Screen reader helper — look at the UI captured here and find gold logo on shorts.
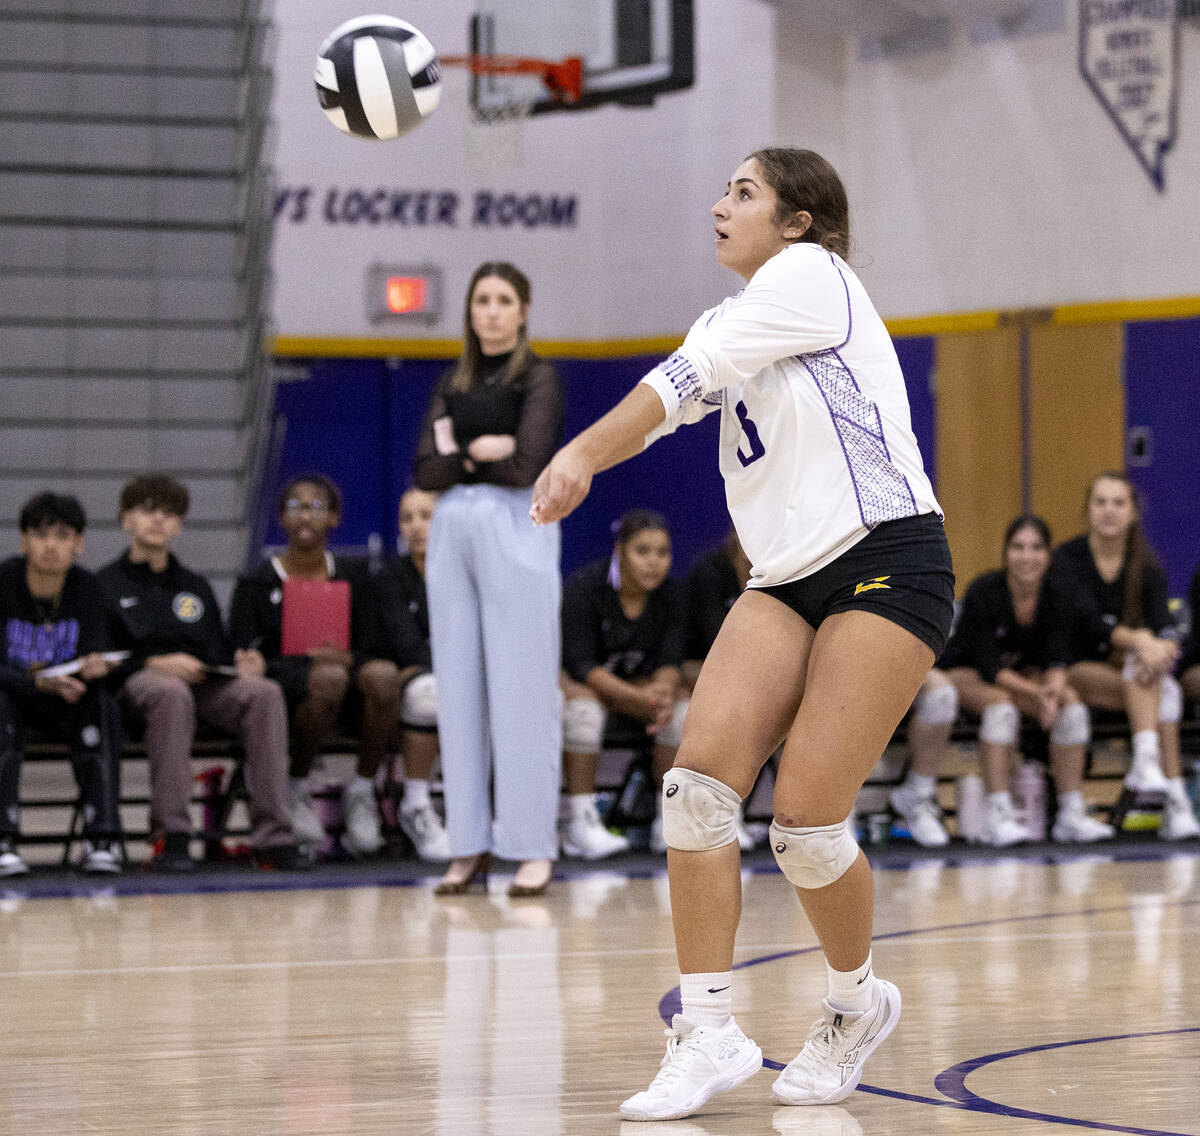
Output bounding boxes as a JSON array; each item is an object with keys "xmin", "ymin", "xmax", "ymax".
[{"xmin": 854, "ymin": 576, "xmax": 891, "ymax": 596}]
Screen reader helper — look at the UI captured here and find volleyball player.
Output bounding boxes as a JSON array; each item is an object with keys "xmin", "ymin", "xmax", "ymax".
[{"xmin": 532, "ymin": 148, "xmax": 953, "ymax": 1120}]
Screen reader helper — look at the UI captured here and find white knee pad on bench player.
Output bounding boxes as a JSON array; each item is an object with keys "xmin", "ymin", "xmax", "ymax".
[
  {"xmin": 563, "ymin": 697, "xmax": 605, "ymax": 754},
  {"xmin": 660, "ymin": 768, "xmax": 742, "ymax": 851},
  {"xmin": 401, "ymin": 673, "xmax": 438, "ymax": 728},
  {"xmin": 979, "ymin": 701, "xmax": 1019, "ymax": 746},
  {"xmin": 1049, "ymin": 701, "xmax": 1090, "ymax": 746},
  {"xmin": 1160, "ymin": 675, "xmax": 1183, "ymax": 724},
  {"xmin": 656, "ymin": 698, "xmax": 689, "ymax": 749},
  {"xmin": 915, "ymin": 681, "xmax": 958, "ymax": 725},
  {"xmin": 770, "ymin": 818, "xmax": 859, "ymax": 889}
]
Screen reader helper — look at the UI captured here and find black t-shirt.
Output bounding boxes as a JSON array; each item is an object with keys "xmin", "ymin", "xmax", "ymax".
[
  {"xmin": 939, "ymin": 569, "xmax": 1072, "ymax": 681},
  {"xmin": 375, "ymin": 554, "xmax": 431, "ymax": 671},
  {"xmin": 0, "ymin": 557, "xmax": 108, "ymax": 699},
  {"xmin": 1050, "ymin": 535, "xmax": 1173, "ymax": 662},
  {"xmin": 561, "ymin": 558, "xmax": 686, "ymax": 684},
  {"xmin": 684, "ymin": 546, "xmax": 743, "ymax": 660}
]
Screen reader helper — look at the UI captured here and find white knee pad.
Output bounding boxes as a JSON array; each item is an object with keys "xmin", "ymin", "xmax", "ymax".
[
  {"xmin": 1050, "ymin": 701, "xmax": 1090, "ymax": 747},
  {"xmin": 979, "ymin": 701, "xmax": 1019, "ymax": 746},
  {"xmin": 400, "ymin": 672, "xmax": 438, "ymax": 728},
  {"xmin": 1160, "ymin": 675, "xmax": 1183, "ymax": 724},
  {"xmin": 656, "ymin": 698, "xmax": 689, "ymax": 749},
  {"xmin": 915, "ymin": 680, "xmax": 958, "ymax": 726},
  {"xmin": 660, "ymin": 768, "xmax": 742, "ymax": 851},
  {"xmin": 563, "ymin": 696, "xmax": 605, "ymax": 754},
  {"xmin": 770, "ymin": 818, "xmax": 859, "ymax": 889}
]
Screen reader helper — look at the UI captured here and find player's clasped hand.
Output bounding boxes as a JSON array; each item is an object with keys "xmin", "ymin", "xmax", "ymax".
[{"xmin": 530, "ymin": 445, "xmax": 593, "ymax": 525}]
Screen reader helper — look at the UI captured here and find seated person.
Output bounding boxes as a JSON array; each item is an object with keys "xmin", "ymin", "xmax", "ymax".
[
  {"xmin": 1177, "ymin": 562, "xmax": 1200, "ymax": 708},
  {"xmin": 229, "ymin": 473, "xmax": 401, "ymax": 857},
  {"xmin": 560, "ymin": 510, "xmax": 690, "ymax": 858},
  {"xmin": 100, "ymin": 475, "xmax": 304, "ymax": 871},
  {"xmin": 888, "ymin": 669, "xmax": 959, "ymax": 848},
  {"xmin": 1052, "ymin": 472, "xmax": 1199, "ymax": 841},
  {"xmin": 0, "ymin": 493, "xmax": 123, "ymax": 875},
  {"xmin": 375, "ymin": 487, "xmax": 450, "ymax": 861},
  {"xmin": 942, "ymin": 515, "xmax": 1116, "ymax": 846}
]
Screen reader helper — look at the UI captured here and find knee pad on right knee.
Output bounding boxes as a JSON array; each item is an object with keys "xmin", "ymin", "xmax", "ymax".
[
  {"xmin": 660, "ymin": 768, "xmax": 741, "ymax": 851},
  {"xmin": 769, "ymin": 818, "xmax": 859, "ymax": 889},
  {"xmin": 915, "ymin": 681, "xmax": 958, "ymax": 726},
  {"xmin": 979, "ymin": 701, "xmax": 1019, "ymax": 746},
  {"xmin": 563, "ymin": 696, "xmax": 605, "ymax": 754},
  {"xmin": 1049, "ymin": 701, "xmax": 1090, "ymax": 746},
  {"xmin": 1160, "ymin": 675, "xmax": 1183, "ymax": 724},
  {"xmin": 401, "ymin": 672, "xmax": 438, "ymax": 728}
]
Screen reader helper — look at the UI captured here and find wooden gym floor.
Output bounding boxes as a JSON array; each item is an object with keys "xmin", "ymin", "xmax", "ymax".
[{"xmin": 0, "ymin": 841, "xmax": 1197, "ymax": 1135}]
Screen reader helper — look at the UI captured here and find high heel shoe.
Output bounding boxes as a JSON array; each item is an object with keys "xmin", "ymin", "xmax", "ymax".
[
  {"xmin": 507, "ymin": 858, "xmax": 553, "ymax": 898},
  {"xmin": 434, "ymin": 852, "xmax": 491, "ymax": 896}
]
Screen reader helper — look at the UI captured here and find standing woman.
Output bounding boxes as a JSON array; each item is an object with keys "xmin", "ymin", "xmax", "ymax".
[
  {"xmin": 533, "ymin": 148, "xmax": 954, "ymax": 1120},
  {"xmin": 1051, "ymin": 472, "xmax": 1200, "ymax": 840},
  {"xmin": 415, "ymin": 262, "xmax": 565, "ymax": 897}
]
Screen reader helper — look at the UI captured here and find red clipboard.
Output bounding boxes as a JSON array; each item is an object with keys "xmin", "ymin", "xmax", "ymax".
[{"xmin": 281, "ymin": 579, "xmax": 351, "ymax": 656}]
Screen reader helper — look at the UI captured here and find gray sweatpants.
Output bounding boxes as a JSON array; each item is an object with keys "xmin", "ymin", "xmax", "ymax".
[{"xmin": 427, "ymin": 483, "xmax": 562, "ymax": 861}]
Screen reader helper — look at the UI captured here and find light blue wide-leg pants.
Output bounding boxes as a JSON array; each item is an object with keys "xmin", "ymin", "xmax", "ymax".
[{"xmin": 427, "ymin": 483, "xmax": 562, "ymax": 861}]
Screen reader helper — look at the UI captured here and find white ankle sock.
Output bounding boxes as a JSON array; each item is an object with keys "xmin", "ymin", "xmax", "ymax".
[
  {"xmin": 987, "ymin": 790, "xmax": 1014, "ymax": 810},
  {"xmin": 1057, "ymin": 789, "xmax": 1085, "ymax": 816},
  {"xmin": 680, "ymin": 972, "xmax": 733, "ymax": 1028},
  {"xmin": 827, "ymin": 953, "xmax": 876, "ymax": 1013},
  {"xmin": 567, "ymin": 793, "xmax": 596, "ymax": 820},
  {"xmin": 402, "ymin": 779, "xmax": 431, "ymax": 811},
  {"xmin": 1132, "ymin": 730, "xmax": 1160, "ymax": 765},
  {"xmin": 906, "ymin": 772, "xmax": 937, "ymax": 798},
  {"xmin": 1166, "ymin": 777, "xmax": 1189, "ymax": 806}
]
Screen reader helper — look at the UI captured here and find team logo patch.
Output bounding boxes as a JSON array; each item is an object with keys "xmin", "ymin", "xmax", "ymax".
[
  {"xmin": 854, "ymin": 575, "xmax": 891, "ymax": 597},
  {"xmin": 173, "ymin": 592, "xmax": 205, "ymax": 623}
]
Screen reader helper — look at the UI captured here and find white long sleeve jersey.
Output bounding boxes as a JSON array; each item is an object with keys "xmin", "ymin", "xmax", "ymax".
[{"xmin": 641, "ymin": 243, "xmax": 942, "ymax": 589}]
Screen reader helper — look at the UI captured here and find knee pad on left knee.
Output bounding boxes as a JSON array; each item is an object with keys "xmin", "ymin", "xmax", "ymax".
[
  {"xmin": 979, "ymin": 701, "xmax": 1019, "ymax": 746},
  {"xmin": 655, "ymin": 698, "xmax": 689, "ymax": 749},
  {"xmin": 563, "ymin": 696, "xmax": 605, "ymax": 753},
  {"xmin": 1160, "ymin": 675, "xmax": 1183, "ymax": 724},
  {"xmin": 401, "ymin": 673, "xmax": 438, "ymax": 728},
  {"xmin": 915, "ymin": 680, "xmax": 958, "ymax": 726},
  {"xmin": 1050, "ymin": 701, "xmax": 1090, "ymax": 746},
  {"xmin": 769, "ymin": 818, "xmax": 859, "ymax": 889},
  {"xmin": 661, "ymin": 767, "xmax": 741, "ymax": 851}
]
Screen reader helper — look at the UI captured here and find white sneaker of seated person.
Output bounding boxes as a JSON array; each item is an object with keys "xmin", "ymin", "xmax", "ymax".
[
  {"xmin": 1160, "ymin": 787, "xmax": 1200, "ymax": 841},
  {"xmin": 399, "ymin": 802, "xmax": 452, "ymax": 861},
  {"xmin": 619, "ymin": 1015, "xmax": 762, "ymax": 1121},
  {"xmin": 289, "ymin": 777, "xmax": 326, "ymax": 845},
  {"xmin": 772, "ymin": 979, "xmax": 901, "ymax": 1106},
  {"xmin": 1050, "ymin": 796, "xmax": 1115, "ymax": 843},
  {"xmin": 560, "ymin": 796, "xmax": 630, "ymax": 860},
  {"xmin": 79, "ymin": 840, "xmax": 121, "ymax": 875},
  {"xmin": 0, "ymin": 839, "xmax": 29, "ymax": 877},
  {"xmin": 888, "ymin": 782, "xmax": 949, "ymax": 847},
  {"xmin": 342, "ymin": 775, "xmax": 383, "ymax": 857},
  {"xmin": 1124, "ymin": 756, "xmax": 1170, "ymax": 795},
  {"xmin": 982, "ymin": 793, "xmax": 1032, "ymax": 848}
]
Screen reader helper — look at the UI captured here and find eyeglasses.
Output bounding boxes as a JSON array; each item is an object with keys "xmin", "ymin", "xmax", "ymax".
[{"xmin": 284, "ymin": 499, "xmax": 331, "ymax": 515}]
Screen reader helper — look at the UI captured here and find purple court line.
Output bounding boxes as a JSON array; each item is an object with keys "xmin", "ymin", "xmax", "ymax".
[{"xmin": 656, "ymin": 901, "xmax": 1200, "ymax": 1134}]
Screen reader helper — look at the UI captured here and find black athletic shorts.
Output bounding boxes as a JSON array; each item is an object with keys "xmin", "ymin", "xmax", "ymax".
[{"xmin": 752, "ymin": 512, "xmax": 956, "ymax": 658}]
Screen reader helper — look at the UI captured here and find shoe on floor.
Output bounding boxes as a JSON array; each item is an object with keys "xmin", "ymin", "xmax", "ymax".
[
  {"xmin": 1160, "ymin": 795, "xmax": 1200, "ymax": 840},
  {"xmin": 1124, "ymin": 760, "xmax": 1170, "ymax": 795},
  {"xmin": 79, "ymin": 840, "xmax": 122, "ymax": 875},
  {"xmin": 254, "ymin": 843, "xmax": 314, "ymax": 871},
  {"xmin": 399, "ymin": 802, "xmax": 452, "ymax": 861},
  {"xmin": 772, "ymin": 980, "xmax": 901, "ymax": 1106},
  {"xmin": 0, "ymin": 839, "xmax": 29, "ymax": 878},
  {"xmin": 619, "ymin": 1015, "xmax": 762, "ymax": 1121},
  {"xmin": 289, "ymin": 778, "xmax": 326, "ymax": 845},
  {"xmin": 148, "ymin": 832, "xmax": 197, "ymax": 872},
  {"xmin": 561, "ymin": 800, "xmax": 630, "ymax": 860},
  {"xmin": 1050, "ymin": 807, "xmax": 1115, "ymax": 844},
  {"xmin": 889, "ymin": 784, "xmax": 949, "ymax": 848},
  {"xmin": 342, "ymin": 776, "xmax": 382, "ymax": 857},
  {"xmin": 982, "ymin": 795, "xmax": 1031, "ymax": 848}
]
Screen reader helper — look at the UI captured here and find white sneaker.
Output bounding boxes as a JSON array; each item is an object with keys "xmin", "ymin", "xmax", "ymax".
[
  {"xmin": 1125, "ymin": 760, "xmax": 1170, "ymax": 795},
  {"xmin": 649, "ymin": 814, "xmax": 667, "ymax": 854},
  {"xmin": 399, "ymin": 803, "xmax": 452, "ymax": 861},
  {"xmin": 772, "ymin": 980, "xmax": 901, "ymax": 1106},
  {"xmin": 1051, "ymin": 807, "xmax": 1115, "ymax": 843},
  {"xmin": 561, "ymin": 801, "xmax": 630, "ymax": 860},
  {"xmin": 982, "ymin": 797, "xmax": 1032, "ymax": 847},
  {"xmin": 0, "ymin": 840, "xmax": 29, "ymax": 878},
  {"xmin": 619, "ymin": 1015, "xmax": 762, "ymax": 1121},
  {"xmin": 1160, "ymin": 795, "xmax": 1200, "ymax": 841},
  {"xmin": 342, "ymin": 777, "xmax": 382, "ymax": 857},
  {"xmin": 889, "ymin": 784, "xmax": 949, "ymax": 848},
  {"xmin": 79, "ymin": 841, "xmax": 121, "ymax": 875},
  {"xmin": 289, "ymin": 778, "xmax": 326, "ymax": 845}
]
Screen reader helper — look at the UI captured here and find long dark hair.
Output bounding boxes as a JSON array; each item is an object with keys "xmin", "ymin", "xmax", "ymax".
[
  {"xmin": 1086, "ymin": 471, "xmax": 1157, "ymax": 629},
  {"xmin": 1003, "ymin": 513, "xmax": 1052, "ymax": 553},
  {"xmin": 449, "ymin": 261, "xmax": 534, "ymax": 393},
  {"xmin": 746, "ymin": 147, "xmax": 850, "ymax": 260}
]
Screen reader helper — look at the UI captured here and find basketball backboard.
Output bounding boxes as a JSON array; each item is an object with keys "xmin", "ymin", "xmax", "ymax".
[{"xmin": 468, "ymin": 0, "xmax": 694, "ymax": 117}]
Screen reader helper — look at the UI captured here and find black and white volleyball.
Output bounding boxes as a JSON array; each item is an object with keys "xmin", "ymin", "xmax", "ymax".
[{"xmin": 314, "ymin": 15, "xmax": 441, "ymax": 140}]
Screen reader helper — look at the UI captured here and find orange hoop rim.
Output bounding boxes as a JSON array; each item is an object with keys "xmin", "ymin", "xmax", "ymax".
[{"xmin": 440, "ymin": 53, "xmax": 584, "ymax": 105}]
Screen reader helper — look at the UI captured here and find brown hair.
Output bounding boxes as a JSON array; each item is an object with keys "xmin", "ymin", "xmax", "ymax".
[
  {"xmin": 1086, "ymin": 471, "xmax": 1156, "ymax": 629},
  {"xmin": 119, "ymin": 474, "xmax": 189, "ymax": 519},
  {"xmin": 449, "ymin": 262, "xmax": 534, "ymax": 393},
  {"xmin": 746, "ymin": 147, "xmax": 850, "ymax": 260}
]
